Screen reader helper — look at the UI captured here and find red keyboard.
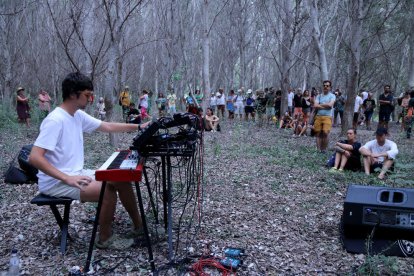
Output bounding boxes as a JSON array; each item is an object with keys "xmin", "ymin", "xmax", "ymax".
[{"xmin": 95, "ymin": 150, "xmax": 143, "ymax": 182}]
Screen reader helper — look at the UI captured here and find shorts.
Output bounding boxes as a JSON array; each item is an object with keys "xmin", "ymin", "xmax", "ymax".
[
  {"xmin": 379, "ymin": 111, "xmax": 391, "ymax": 122},
  {"xmin": 234, "ymin": 104, "xmax": 244, "ymax": 115},
  {"xmin": 266, "ymin": 107, "xmax": 275, "ymax": 116},
  {"xmin": 168, "ymin": 106, "xmax": 176, "ymax": 115},
  {"xmin": 245, "ymin": 106, "xmax": 254, "ymax": 114},
  {"xmin": 313, "ymin": 115, "xmax": 332, "ymax": 133},
  {"xmin": 42, "ymin": 169, "xmax": 95, "ymax": 200},
  {"xmin": 294, "ymin": 107, "xmax": 302, "ymax": 116},
  {"xmin": 353, "ymin": 112, "xmax": 359, "ymax": 123},
  {"xmin": 217, "ymin": 105, "xmax": 225, "ymax": 113},
  {"xmin": 370, "ymin": 162, "xmax": 394, "ymax": 173},
  {"xmin": 364, "ymin": 110, "xmax": 373, "ymax": 121}
]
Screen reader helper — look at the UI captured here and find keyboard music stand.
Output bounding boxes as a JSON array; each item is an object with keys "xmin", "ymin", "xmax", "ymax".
[{"xmin": 84, "ymin": 159, "xmax": 156, "ymax": 273}]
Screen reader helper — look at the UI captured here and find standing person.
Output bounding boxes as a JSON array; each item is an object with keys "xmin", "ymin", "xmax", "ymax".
[
  {"xmin": 378, "ymin": 84, "xmax": 394, "ymax": 130},
  {"xmin": 194, "ymin": 89, "xmax": 203, "ymax": 107},
  {"xmin": 234, "ymin": 89, "xmax": 245, "ymax": 120},
  {"xmin": 274, "ymin": 90, "xmax": 282, "ymax": 121},
  {"xmin": 16, "ymin": 87, "xmax": 31, "ymax": 127},
  {"xmin": 400, "ymin": 91, "xmax": 411, "ymax": 131},
  {"xmin": 363, "ymin": 92, "xmax": 376, "ymax": 130},
  {"xmin": 226, "ymin": 90, "xmax": 236, "ymax": 119},
  {"xmin": 209, "ymin": 92, "xmax": 217, "ymax": 113},
  {"xmin": 96, "ymin": 97, "xmax": 106, "ymax": 121},
  {"xmin": 293, "ymin": 89, "xmax": 302, "ymax": 116},
  {"xmin": 119, "ymin": 86, "xmax": 131, "ymax": 120},
  {"xmin": 38, "ymin": 89, "xmax": 52, "ymax": 119},
  {"xmin": 359, "ymin": 128, "xmax": 398, "ymax": 180},
  {"xmin": 301, "ymin": 90, "xmax": 312, "ymax": 124},
  {"xmin": 167, "ymin": 91, "xmax": 177, "ymax": 116},
  {"xmin": 255, "ymin": 90, "xmax": 267, "ymax": 127},
  {"xmin": 29, "ymin": 72, "xmax": 151, "ymax": 249},
  {"xmin": 287, "ymin": 88, "xmax": 294, "ymax": 116},
  {"xmin": 244, "ymin": 89, "xmax": 255, "ymax": 121},
  {"xmin": 330, "ymin": 128, "xmax": 362, "ymax": 172},
  {"xmin": 216, "ymin": 89, "xmax": 226, "ymax": 119},
  {"xmin": 155, "ymin": 92, "xmax": 167, "ymax": 117},
  {"xmin": 265, "ymin": 89, "xmax": 276, "ymax": 125},
  {"xmin": 313, "ymin": 80, "xmax": 336, "ymax": 153},
  {"xmin": 404, "ymin": 90, "xmax": 414, "ymax": 139},
  {"xmin": 139, "ymin": 89, "xmax": 150, "ymax": 120},
  {"xmin": 333, "ymin": 90, "xmax": 345, "ymax": 127},
  {"xmin": 353, "ymin": 93, "xmax": 363, "ymax": 129}
]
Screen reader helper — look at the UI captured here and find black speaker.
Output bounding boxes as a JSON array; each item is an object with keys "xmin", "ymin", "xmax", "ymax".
[{"xmin": 341, "ymin": 184, "xmax": 414, "ymax": 257}]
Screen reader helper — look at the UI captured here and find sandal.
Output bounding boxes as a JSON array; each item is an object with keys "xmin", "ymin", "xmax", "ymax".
[
  {"xmin": 95, "ymin": 234, "xmax": 134, "ymax": 250},
  {"xmin": 124, "ymin": 228, "xmax": 145, "ymax": 239}
]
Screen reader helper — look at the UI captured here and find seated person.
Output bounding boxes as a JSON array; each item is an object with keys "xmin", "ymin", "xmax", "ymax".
[
  {"xmin": 293, "ymin": 113, "xmax": 307, "ymax": 136},
  {"xmin": 29, "ymin": 72, "xmax": 151, "ymax": 250},
  {"xmin": 330, "ymin": 128, "xmax": 361, "ymax": 172},
  {"xmin": 279, "ymin": 112, "xmax": 293, "ymax": 129},
  {"xmin": 127, "ymin": 103, "xmax": 141, "ymax": 124},
  {"xmin": 204, "ymin": 107, "xmax": 220, "ymax": 132},
  {"xmin": 359, "ymin": 127, "xmax": 398, "ymax": 179}
]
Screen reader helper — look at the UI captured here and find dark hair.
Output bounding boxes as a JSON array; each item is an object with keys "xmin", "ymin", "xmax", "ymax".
[
  {"xmin": 62, "ymin": 72, "xmax": 93, "ymax": 101},
  {"xmin": 384, "ymin": 85, "xmax": 391, "ymax": 89},
  {"xmin": 348, "ymin": 128, "xmax": 357, "ymax": 135},
  {"xmin": 323, "ymin": 80, "xmax": 332, "ymax": 87},
  {"xmin": 207, "ymin": 107, "xmax": 214, "ymax": 115},
  {"xmin": 410, "ymin": 90, "xmax": 414, "ymax": 98}
]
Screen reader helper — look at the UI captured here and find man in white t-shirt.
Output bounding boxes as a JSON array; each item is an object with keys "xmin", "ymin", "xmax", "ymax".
[
  {"xmin": 29, "ymin": 72, "xmax": 150, "ymax": 250},
  {"xmin": 234, "ymin": 89, "xmax": 245, "ymax": 120},
  {"xmin": 359, "ymin": 127, "xmax": 398, "ymax": 180},
  {"xmin": 353, "ymin": 94, "xmax": 363, "ymax": 129}
]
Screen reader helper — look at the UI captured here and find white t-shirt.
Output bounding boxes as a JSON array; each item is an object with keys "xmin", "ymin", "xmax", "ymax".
[
  {"xmin": 210, "ymin": 96, "xmax": 217, "ymax": 106},
  {"xmin": 34, "ymin": 107, "xmax": 101, "ymax": 192},
  {"xmin": 140, "ymin": 94, "xmax": 149, "ymax": 109},
  {"xmin": 361, "ymin": 91, "xmax": 368, "ymax": 101},
  {"xmin": 354, "ymin": 96, "xmax": 363, "ymax": 112},
  {"xmin": 216, "ymin": 95, "xmax": 225, "ymax": 105},
  {"xmin": 287, "ymin": 92, "xmax": 294, "ymax": 107},
  {"xmin": 361, "ymin": 139, "xmax": 398, "ymax": 162},
  {"xmin": 234, "ymin": 95, "xmax": 244, "ymax": 106}
]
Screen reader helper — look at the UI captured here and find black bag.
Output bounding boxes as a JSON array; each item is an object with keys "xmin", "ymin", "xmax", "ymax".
[
  {"xmin": 4, "ymin": 166, "xmax": 28, "ymax": 184},
  {"xmin": 18, "ymin": 144, "xmax": 38, "ymax": 181}
]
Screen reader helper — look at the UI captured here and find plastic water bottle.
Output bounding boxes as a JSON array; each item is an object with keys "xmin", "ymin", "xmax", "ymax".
[{"xmin": 8, "ymin": 249, "xmax": 20, "ymax": 276}]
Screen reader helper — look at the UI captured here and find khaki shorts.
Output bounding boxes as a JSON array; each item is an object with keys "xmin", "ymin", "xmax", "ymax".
[
  {"xmin": 313, "ymin": 115, "xmax": 332, "ymax": 133},
  {"xmin": 42, "ymin": 169, "xmax": 96, "ymax": 200}
]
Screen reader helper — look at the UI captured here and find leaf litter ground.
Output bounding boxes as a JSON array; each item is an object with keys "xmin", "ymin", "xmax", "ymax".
[{"xmin": 0, "ymin": 120, "xmax": 414, "ymax": 275}]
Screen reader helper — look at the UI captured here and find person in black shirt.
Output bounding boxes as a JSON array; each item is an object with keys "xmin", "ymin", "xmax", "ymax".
[
  {"xmin": 330, "ymin": 128, "xmax": 361, "ymax": 172},
  {"xmin": 378, "ymin": 85, "xmax": 393, "ymax": 129},
  {"xmin": 127, "ymin": 103, "xmax": 141, "ymax": 124},
  {"xmin": 363, "ymin": 92, "xmax": 376, "ymax": 130}
]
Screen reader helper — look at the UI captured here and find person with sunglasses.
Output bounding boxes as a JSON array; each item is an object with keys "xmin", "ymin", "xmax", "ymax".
[{"xmin": 313, "ymin": 80, "xmax": 336, "ymax": 153}]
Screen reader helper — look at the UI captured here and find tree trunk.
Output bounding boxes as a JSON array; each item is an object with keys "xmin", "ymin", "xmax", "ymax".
[
  {"xmin": 342, "ymin": 0, "xmax": 363, "ymax": 134},
  {"xmin": 201, "ymin": 0, "xmax": 211, "ymax": 110}
]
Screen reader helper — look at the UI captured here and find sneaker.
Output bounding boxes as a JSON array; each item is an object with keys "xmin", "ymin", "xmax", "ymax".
[
  {"xmin": 95, "ymin": 234, "xmax": 134, "ymax": 250},
  {"xmin": 124, "ymin": 228, "xmax": 145, "ymax": 239},
  {"xmin": 329, "ymin": 167, "xmax": 338, "ymax": 173}
]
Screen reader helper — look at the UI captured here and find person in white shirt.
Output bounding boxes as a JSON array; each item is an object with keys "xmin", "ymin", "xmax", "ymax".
[
  {"xmin": 216, "ymin": 89, "xmax": 226, "ymax": 119},
  {"xmin": 359, "ymin": 127, "xmax": 398, "ymax": 180},
  {"xmin": 234, "ymin": 89, "xmax": 245, "ymax": 120},
  {"xmin": 209, "ymin": 93, "xmax": 217, "ymax": 113},
  {"xmin": 29, "ymin": 72, "xmax": 150, "ymax": 250},
  {"xmin": 139, "ymin": 90, "xmax": 150, "ymax": 119},
  {"xmin": 287, "ymin": 88, "xmax": 294, "ymax": 115},
  {"xmin": 353, "ymin": 94, "xmax": 364, "ymax": 129}
]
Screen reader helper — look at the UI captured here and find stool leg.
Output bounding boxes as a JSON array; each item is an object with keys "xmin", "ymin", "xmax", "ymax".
[{"xmin": 60, "ymin": 203, "xmax": 71, "ymax": 254}]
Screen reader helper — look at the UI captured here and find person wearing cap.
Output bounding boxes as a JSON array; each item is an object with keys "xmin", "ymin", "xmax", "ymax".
[
  {"xmin": 119, "ymin": 86, "xmax": 131, "ymax": 120},
  {"xmin": 216, "ymin": 89, "xmax": 226, "ymax": 119},
  {"xmin": 16, "ymin": 87, "xmax": 31, "ymax": 127},
  {"xmin": 38, "ymin": 89, "xmax": 52, "ymax": 119},
  {"xmin": 244, "ymin": 89, "xmax": 255, "ymax": 121},
  {"xmin": 359, "ymin": 127, "xmax": 398, "ymax": 179}
]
